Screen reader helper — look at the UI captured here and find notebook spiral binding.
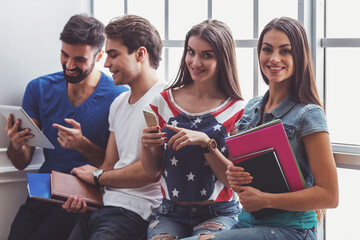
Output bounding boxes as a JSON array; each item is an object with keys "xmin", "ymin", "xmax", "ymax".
[
  {"xmin": 228, "ymin": 147, "xmax": 274, "ymax": 161},
  {"xmin": 29, "ymin": 194, "xmax": 64, "ymax": 204}
]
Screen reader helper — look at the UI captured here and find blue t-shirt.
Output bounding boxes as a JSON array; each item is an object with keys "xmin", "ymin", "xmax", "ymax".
[
  {"xmin": 236, "ymin": 91, "xmax": 328, "ymax": 229},
  {"xmin": 22, "ymin": 71, "xmax": 128, "ymax": 173}
]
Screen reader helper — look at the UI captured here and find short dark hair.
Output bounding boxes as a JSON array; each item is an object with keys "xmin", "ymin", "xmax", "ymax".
[
  {"xmin": 168, "ymin": 19, "xmax": 243, "ymax": 100},
  {"xmin": 105, "ymin": 15, "xmax": 162, "ymax": 69},
  {"xmin": 60, "ymin": 14, "xmax": 105, "ymax": 53},
  {"xmin": 258, "ymin": 17, "xmax": 321, "ymax": 106}
]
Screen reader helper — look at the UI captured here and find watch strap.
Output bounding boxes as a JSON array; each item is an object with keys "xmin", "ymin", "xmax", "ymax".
[
  {"xmin": 93, "ymin": 169, "xmax": 104, "ymax": 187},
  {"xmin": 201, "ymin": 139, "xmax": 217, "ymax": 153},
  {"xmin": 201, "ymin": 145, "xmax": 210, "ymax": 153}
]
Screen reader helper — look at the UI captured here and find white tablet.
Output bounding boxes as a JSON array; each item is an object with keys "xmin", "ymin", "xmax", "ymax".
[{"xmin": 0, "ymin": 105, "xmax": 55, "ymax": 149}]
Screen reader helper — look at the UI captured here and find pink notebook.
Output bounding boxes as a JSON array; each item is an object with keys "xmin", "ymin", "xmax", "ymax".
[{"xmin": 226, "ymin": 120, "xmax": 305, "ymax": 192}]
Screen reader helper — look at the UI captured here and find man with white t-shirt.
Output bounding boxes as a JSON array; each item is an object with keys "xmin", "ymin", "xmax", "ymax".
[{"xmin": 62, "ymin": 15, "xmax": 165, "ymax": 240}]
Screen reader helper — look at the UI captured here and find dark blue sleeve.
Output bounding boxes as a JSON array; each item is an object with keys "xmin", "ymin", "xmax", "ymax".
[{"xmin": 22, "ymin": 79, "xmax": 40, "ymax": 121}]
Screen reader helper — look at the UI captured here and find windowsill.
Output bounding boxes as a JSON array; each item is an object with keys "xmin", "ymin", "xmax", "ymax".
[{"xmin": 332, "ymin": 143, "xmax": 360, "ymax": 170}]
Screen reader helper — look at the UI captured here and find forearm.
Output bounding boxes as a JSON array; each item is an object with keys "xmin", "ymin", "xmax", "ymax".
[
  {"xmin": 265, "ymin": 185, "xmax": 339, "ymax": 211},
  {"xmin": 140, "ymin": 145, "xmax": 163, "ymax": 178},
  {"xmin": 205, "ymin": 150, "xmax": 232, "ymax": 188},
  {"xmin": 99, "ymin": 161, "xmax": 159, "ymax": 188},
  {"xmin": 6, "ymin": 143, "xmax": 34, "ymax": 170},
  {"xmin": 76, "ymin": 137, "xmax": 105, "ymax": 168}
]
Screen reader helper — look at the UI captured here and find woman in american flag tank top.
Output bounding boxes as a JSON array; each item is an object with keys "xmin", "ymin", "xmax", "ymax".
[{"xmin": 141, "ymin": 19, "xmax": 245, "ymax": 239}]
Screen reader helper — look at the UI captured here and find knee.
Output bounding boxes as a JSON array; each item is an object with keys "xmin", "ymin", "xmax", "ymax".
[
  {"xmin": 150, "ymin": 234, "xmax": 177, "ymax": 240},
  {"xmin": 194, "ymin": 222, "xmax": 225, "ymax": 232},
  {"xmin": 149, "ymin": 221, "xmax": 178, "ymax": 240},
  {"xmin": 198, "ymin": 234, "xmax": 215, "ymax": 240}
]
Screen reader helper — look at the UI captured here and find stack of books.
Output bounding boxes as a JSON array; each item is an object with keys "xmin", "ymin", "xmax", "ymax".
[
  {"xmin": 225, "ymin": 119, "xmax": 305, "ymax": 219},
  {"xmin": 27, "ymin": 170, "xmax": 103, "ymax": 211}
]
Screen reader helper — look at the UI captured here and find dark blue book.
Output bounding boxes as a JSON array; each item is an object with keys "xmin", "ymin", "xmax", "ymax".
[{"xmin": 234, "ymin": 148, "xmax": 290, "ymax": 219}]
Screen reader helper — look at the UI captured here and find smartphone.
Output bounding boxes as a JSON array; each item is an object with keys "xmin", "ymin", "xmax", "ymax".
[{"xmin": 143, "ymin": 110, "xmax": 158, "ymax": 127}]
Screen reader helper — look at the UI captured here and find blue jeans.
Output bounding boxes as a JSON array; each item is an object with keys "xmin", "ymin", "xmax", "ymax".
[
  {"xmin": 69, "ymin": 206, "xmax": 148, "ymax": 240},
  {"xmin": 148, "ymin": 199, "xmax": 241, "ymax": 239},
  {"xmin": 182, "ymin": 222, "xmax": 317, "ymax": 240},
  {"xmin": 8, "ymin": 197, "xmax": 79, "ymax": 240}
]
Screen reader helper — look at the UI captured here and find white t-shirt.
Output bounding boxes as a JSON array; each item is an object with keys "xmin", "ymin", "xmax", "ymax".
[{"xmin": 103, "ymin": 80, "xmax": 166, "ymax": 221}]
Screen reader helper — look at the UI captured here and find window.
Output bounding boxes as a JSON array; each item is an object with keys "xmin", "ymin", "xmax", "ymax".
[
  {"xmin": 93, "ymin": 0, "xmax": 298, "ymax": 103},
  {"xmin": 323, "ymin": 1, "xmax": 360, "ymax": 239},
  {"xmin": 326, "ymin": 48, "xmax": 360, "ymax": 146},
  {"xmin": 326, "ymin": 0, "xmax": 360, "ymax": 38}
]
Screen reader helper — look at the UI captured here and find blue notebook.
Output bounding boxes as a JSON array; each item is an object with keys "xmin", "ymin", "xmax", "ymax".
[{"xmin": 27, "ymin": 173, "xmax": 63, "ymax": 204}]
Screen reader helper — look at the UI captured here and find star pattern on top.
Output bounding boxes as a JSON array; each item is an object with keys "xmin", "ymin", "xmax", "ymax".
[
  {"xmin": 190, "ymin": 117, "xmax": 202, "ymax": 129},
  {"xmin": 213, "ymin": 124, "xmax": 222, "ymax": 131},
  {"xmin": 194, "ymin": 117, "xmax": 202, "ymax": 124},
  {"xmin": 172, "ymin": 188, "xmax": 179, "ymax": 197},
  {"xmin": 171, "ymin": 120, "xmax": 179, "ymax": 127},
  {"xmin": 155, "ymin": 93, "xmax": 243, "ymax": 202},
  {"xmin": 186, "ymin": 172, "xmax": 195, "ymax": 181},
  {"xmin": 171, "ymin": 157, "xmax": 178, "ymax": 166},
  {"xmin": 200, "ymin": 188, "xmax": 207, "ymax": 196}
]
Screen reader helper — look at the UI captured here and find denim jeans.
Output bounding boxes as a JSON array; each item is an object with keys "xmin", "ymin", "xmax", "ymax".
[
  {"xmin": 182, "ymin": 222, "xmax": 317, "ymax": 240},
  {"xmin": 69, "ymin": 206, "xmax": 148, "ymax": 240},
  {"xmin": 147, "ymin": 199, "xmax": 241, "ymax": 239},
  {"xmin": 8, "ymin": 197, "xmax": 78, "ymax": 240}
]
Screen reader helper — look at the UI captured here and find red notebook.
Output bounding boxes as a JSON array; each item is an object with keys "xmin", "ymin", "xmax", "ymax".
[
  {"xmin": 51, "ymin": 171, "xmax": 103, "ymax": 208},
  {"xmin": 225, "ymin": 120, "xmax": 305, "ymax": 192}
]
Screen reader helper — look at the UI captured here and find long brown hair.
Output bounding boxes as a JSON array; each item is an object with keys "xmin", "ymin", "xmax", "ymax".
[
  {"xmin": 168, "ymin": 19, "xmax": 243, "ymax": 100},
  {"xmin": 258, "ymin": 17, "xmax": 322, "ymax": 107}
]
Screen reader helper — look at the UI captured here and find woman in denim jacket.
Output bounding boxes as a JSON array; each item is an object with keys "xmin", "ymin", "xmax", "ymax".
[{"xmin": 184, "ymin": 17, "xmax": 339, "ymax": 240}]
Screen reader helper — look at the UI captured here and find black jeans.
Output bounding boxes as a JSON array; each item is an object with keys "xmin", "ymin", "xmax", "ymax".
[
  {"xmin": 69, "ymin": 206, "xmax": 148, "ymax": 240},
  {"xmin": 8, "ymin": 197, "xmax": 78, "ymax": 240}
]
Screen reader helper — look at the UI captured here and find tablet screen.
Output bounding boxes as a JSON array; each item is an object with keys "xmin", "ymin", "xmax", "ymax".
[{"xmin": 0, "ymin": 105, "xmax": 55, "ymax": 149}]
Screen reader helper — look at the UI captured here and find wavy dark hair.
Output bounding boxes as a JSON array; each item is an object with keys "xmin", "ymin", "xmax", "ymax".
[
  {"xmin": 258, "ymin": 17, "xmax": 321, "ymax": 106},
  {"xmin": 60, "ymin": 14, "xmax": 105, "ymax": 53},
  {"xmin": 105, "ymin": 15, "xmax": 162, "ymax": 69},
  {"xmin": 168, "ymin": 19, "xmax": 243, "ymax": 100}
]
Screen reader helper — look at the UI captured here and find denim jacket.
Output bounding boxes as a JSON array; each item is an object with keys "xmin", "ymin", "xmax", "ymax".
[{"xmin": 236, "ymin": 91, "xmax": 328, "ymax": 229}]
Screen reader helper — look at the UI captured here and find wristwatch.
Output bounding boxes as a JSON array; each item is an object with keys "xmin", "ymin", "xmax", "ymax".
[
  {"xmin": 201, "ymin": 139, "xmax": 217, "ymax": 153},
  {"xmin": 93, "ymin": 169, "xmax": 104, "ymax": 187}
]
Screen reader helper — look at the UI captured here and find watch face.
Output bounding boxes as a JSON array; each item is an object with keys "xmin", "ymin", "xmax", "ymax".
[
  {"xmin": 94, "ymin": 169, "xmax": 103, "ymax": 177},
  {"xmin": 209, "ymin": 139, "xmax": 217, "ymax": 151}
]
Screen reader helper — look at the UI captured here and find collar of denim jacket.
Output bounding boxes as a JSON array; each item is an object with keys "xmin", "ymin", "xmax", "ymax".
[{"xmin": 254, "ymin": 90, "xmax": 297, "ymax": 119}]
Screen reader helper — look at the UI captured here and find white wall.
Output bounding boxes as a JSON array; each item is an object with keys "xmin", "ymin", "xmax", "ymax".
[
  {"xmin": 0, "ymin": 0, "xmax": 91, "ymax": 147},
  {"xmin": 0, "ymin": 0, "xmax": 91, "ymax": 238}
]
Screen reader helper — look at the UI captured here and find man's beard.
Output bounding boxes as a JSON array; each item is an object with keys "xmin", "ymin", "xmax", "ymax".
[{"xmin": 62, "ymin": 61, "xmax": 95, "ymax": 84}]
